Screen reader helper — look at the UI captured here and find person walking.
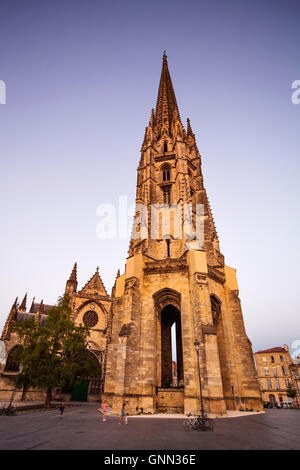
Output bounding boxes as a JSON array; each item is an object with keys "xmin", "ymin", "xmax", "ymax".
[
  {"xmin": 125, "ymin": 413, "xmax": 129, "ymax": 424},
  {"xmin": 59, "ymin": 402, "xmax": 65, "ymax": 418},
  {"xmin": 118, "ymin": 403, "xmax": 126, "ymax": 424},
  {"xmin": 102, "ymin": 401, "xmax": 107, "ymax": 421}
]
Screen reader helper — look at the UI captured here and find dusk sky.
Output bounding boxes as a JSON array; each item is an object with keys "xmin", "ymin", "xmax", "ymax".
[{"xmin": 0, "ymin": 0, "xmax": 299, "ymax": 354}]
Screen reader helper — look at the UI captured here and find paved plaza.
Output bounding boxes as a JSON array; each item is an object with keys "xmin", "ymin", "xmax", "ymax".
[{"xmin": 0, "ymin": 405, "xmax": 299, "ymax": 450}]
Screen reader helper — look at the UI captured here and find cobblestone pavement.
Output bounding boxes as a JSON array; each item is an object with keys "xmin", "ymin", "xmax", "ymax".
[{"xmin": 0, "ymin": 406, "xmax": 299, "ymax": 450}]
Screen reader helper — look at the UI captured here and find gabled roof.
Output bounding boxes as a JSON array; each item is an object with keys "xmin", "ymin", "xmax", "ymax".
[
  {"xmin": 255, "ymin": 347, "xmax": 287, "ymax": 354},
  {"xmin": 29, "ymin": 303, "xmax": 53, "ymax": 314},
  {"xmin": 79, "ymin": 267, "xmax": 108, "ymax": 297}
]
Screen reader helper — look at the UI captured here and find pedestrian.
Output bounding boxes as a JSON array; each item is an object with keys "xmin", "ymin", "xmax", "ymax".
[
  {"xmin": 59, "ymin": 402, "xmax": 65, "ymax": 418},
  {"xmin": 102, "ymin": 400, "xmax": 107, "ymax": 421},
  {"xmin": 125, "ymin": 413, "xmax": 129, "ymax": 424},
  {"xmin": 118, "ymin": 403, "xmax": 126, "ymax": 424}
]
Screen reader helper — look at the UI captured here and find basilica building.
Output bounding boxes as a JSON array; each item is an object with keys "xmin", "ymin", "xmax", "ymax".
[{"xmin": 0, "ymin": 54, "xmax": 263, "ymax": 414}]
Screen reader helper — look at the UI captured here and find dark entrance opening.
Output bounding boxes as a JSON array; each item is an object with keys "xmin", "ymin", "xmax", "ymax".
[
  {"xmin": 70, "ymin": 351, "xmax": 102, "ymax": 402},
  {"xmin": 161, "ymin": 304, "xmax": 183, "ymax": 388}
]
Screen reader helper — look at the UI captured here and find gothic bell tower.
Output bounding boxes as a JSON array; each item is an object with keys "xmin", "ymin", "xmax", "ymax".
[{"xmin": 103, "ymin": 54, "xmax": 263, "ymax": 415}]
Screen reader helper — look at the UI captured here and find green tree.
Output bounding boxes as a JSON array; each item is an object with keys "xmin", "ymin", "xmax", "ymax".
[
  {"xmin": 286, "ymin": 385, "xmax": 297, "ymax": 401},
  {"xmin": 12, "ymin": 295, "xmax": 100, "ymax": 408}
]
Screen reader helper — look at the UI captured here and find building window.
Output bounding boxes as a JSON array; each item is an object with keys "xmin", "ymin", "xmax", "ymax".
[
  {"xmin": 267, "ymin": 379, "xmax": 272, "ymax": 389},
  {"xmin": 282, "ymin": 365, "xmax": 288, "ymax": 375},
  {"xmin": 280, "ymin": 356, "xmax": 284, "ymax": 362},
  {"xmin": 161, "ymin": 164, "xmax": 171, "ymax": 182},
  {"xmin": 275, "ymin": 380, "xmax": 280, "ymax": 390},
  {"xmin": 294, "ymin": 369, "xmax": 299, "ymax": 377},
  {"xmin": 4, "ymin": 346, "xmax": 22, "ymax": 372},
  {"xmin": 273, "ymin": 367, "xmax": 277, "ymax": 377},
  {"xmin": 270, "ymin": 356, "xmax": 275, "ymax": 363},
  {"xmin": 263, "ymin": 356, "xmax": 267, "ymax": 362},
  {"xmin": 166, "ymin": 239, "xmax": 170, "ymax": 257},
  {"xmin": 264, "ymin": 367, "xmax": 270, "ymax": 376},
  {"xmin": 285, "ymin": 379, "xmax": 291, "ymax": 388},
  {"xmin": 188, "ymin": 169, "xmax": 194, "ymax": 196},
  {"xmin": 163, "ymin": 187, "xmax": 171, "ymax": 205},
  {"xmin": 83, "ymin": 310, "xmax": 99, "ymax": 328},
  {"xmin": 164, "ymin": 141, "xmax": 168, "ymax": 153}
]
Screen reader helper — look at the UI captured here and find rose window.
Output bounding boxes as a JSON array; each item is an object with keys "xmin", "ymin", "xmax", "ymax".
[{"xmin": 83, "ymin": 310, "xmax": 98, "ymax": 328}]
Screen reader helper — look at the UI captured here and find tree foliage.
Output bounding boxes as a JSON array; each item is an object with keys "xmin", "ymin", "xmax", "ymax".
[
  {"xmin": 12, "ymin": 295, "xmax": 100, "ymax": 407},
  {"xmin": 286, "ymin": 385, "xmax": 297, "ymax": 400}
]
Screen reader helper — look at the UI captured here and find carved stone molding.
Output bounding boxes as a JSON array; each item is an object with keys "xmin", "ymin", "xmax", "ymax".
[
  {"xmin": 202, "ymin": 324, "xmax": 216, "ymax": 335},
  {"xmin": 153, "ymin": 288, "xmax": 181, "ymax": 314},
  {"xmin": 88, "ymin": 341, "xmax": 104, "ymax": 355},
  {"xmin": 144, "ymin": 258, "xmax": 188, "ymax": 275},
  {"xmin": 207, "ymin": 266, "xmax": 225, "ymax": 285},
  {"xmin": 76, "ymin": 292, "xmax": 112, "ymax": 302},
  {"xmin": 215, "ymin": 250, "xmax": 225, "ymax": 266},
  {"xmin": 119, "ymin": 321, "xmax": 136, "ymax": 337},
  {"xmin": 194, "ymin": 272, "xmax": 208, "ymax": 285},
  {"xmin": 125, "ymin": 276, "xmax": 139, "ymax": 294}
]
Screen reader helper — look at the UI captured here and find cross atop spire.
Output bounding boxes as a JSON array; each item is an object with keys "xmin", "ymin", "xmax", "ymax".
[{"xmin": 155, "ymin": 53, "xmax": 180, "ymax": 136}]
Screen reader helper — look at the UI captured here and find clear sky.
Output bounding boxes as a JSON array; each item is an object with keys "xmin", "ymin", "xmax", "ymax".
[{"xmin": 0, "ymin": 0, "xmax": 299, "ymax": 354}]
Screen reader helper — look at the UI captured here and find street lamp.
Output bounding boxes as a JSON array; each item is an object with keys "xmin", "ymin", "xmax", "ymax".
[{"xmin": 194, "ymin": 339, "xmax": 205, "ymax": 420}]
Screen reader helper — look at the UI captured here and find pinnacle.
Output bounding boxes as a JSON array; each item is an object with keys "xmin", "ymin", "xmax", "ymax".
[
  {"xmin": 38, "ymin": 299, "xmax": 44, "ymax": 314},
  {"xmin": 11, "ymin": 297, "xmax": 18, "ymax": 310},
  {"xmin": 69, "ymin": 262, "xmax": 77, "ymax": 282},
  {"xmin": 19, "ymin": 293, "xmax": 27, "ymax": 312},
  {"xmin": 155, "ymin": 53, "xmax": 180, "ymax": 135},
  {"xmin": 187, "ymin": 118, "xmax": 193, "ymax": 135},
  {"xmin": 149, "ymin": 108, "xmax": 155, "ymax": 127}
]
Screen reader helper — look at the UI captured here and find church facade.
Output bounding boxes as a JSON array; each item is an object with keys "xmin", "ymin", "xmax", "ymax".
[{"xmin": 0, "ymin": 54, "xmax": 263, "ymax": 414}]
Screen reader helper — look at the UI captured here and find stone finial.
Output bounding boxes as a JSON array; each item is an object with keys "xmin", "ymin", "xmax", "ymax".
[
  {"xmin": 19, "ymin": 293, "xmax": 27, "ymax": 312},
  {"xmin": 69, "ymin": 262, "xmax": 77, "ymax": 282}
]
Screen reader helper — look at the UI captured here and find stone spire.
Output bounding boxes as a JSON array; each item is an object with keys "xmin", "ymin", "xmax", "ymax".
[
  {"xmin": 70, "ymin": 262, "xmax": 77, "ymax": 282},
  {"xmin": 130, "ymin": 53, "xmax": 222, "ymax": 264},
  {"xmin": 19, "ymin": 293, "xmax": 27, "ymax": 312},
  {"xmin": 38, "ymin": 299, "xmax": 44, "ymax": 314},
  {"xmin": 35, "ymin": 300, "xmax": 44, "ymax": 325},
  {"xmin": 29, "ymin": 297, "xmax": 36, "ymax": 313},
  {"xmin": 154, "ymin": 52, "xmax": 180, "ymax": 137},
  {"xmin": 187, "ymin": 118, "xmax": 194, "ymax": 136},
  {"xmin": 0, "ymin": 297, "xmax": 18, "ymax": 341},
  {"xmin": 65, "ymin": 262, "xmax": 78, "ymax": 296}
]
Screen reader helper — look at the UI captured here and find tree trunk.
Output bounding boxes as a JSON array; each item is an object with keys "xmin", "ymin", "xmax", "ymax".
[{"xmin": 45, "ymin": 388, "xmax": 52, "ymax": 409}]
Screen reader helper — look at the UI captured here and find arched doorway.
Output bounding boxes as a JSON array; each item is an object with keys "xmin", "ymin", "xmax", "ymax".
[
  {"xmin": 160, "ymin": 304, "xmax": 183, "ymax": 388},
  {"xmin": 4, "ymin": 346, "xmax": 22, "ymax": 372},
  {"xmin": 153, "ymin": 288, "xmax": 184, "ymax": 413},
  {"xmin": 211, "ymin": 295, "xmax": 230, "ymax": 402},
  {"xmin": 70, "ymin": 350, "xmax": 102, "ymax": 402}
]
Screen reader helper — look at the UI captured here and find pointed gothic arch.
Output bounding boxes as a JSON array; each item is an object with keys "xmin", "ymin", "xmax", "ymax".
[
  {"xmin": 210, "ymin": 294, "xmax": 231, "ymax": 400},
  {"xmin": 4, "ymin": 345, "xmax": 23, "ymax": 372},
  {"xmin": 74, "ymin": 300, "xmax": 108, "ymax": 328},
  {"xmin": 161, "ymin": 163, "xmax": 171, "ymax": 182},
  {"xmin": 153, "ymin": 288, "xmax": 183, "ymax": 388},
  {"xmin": 153, "ymin": 288, "xmax": 181, "ymax": 316}
]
